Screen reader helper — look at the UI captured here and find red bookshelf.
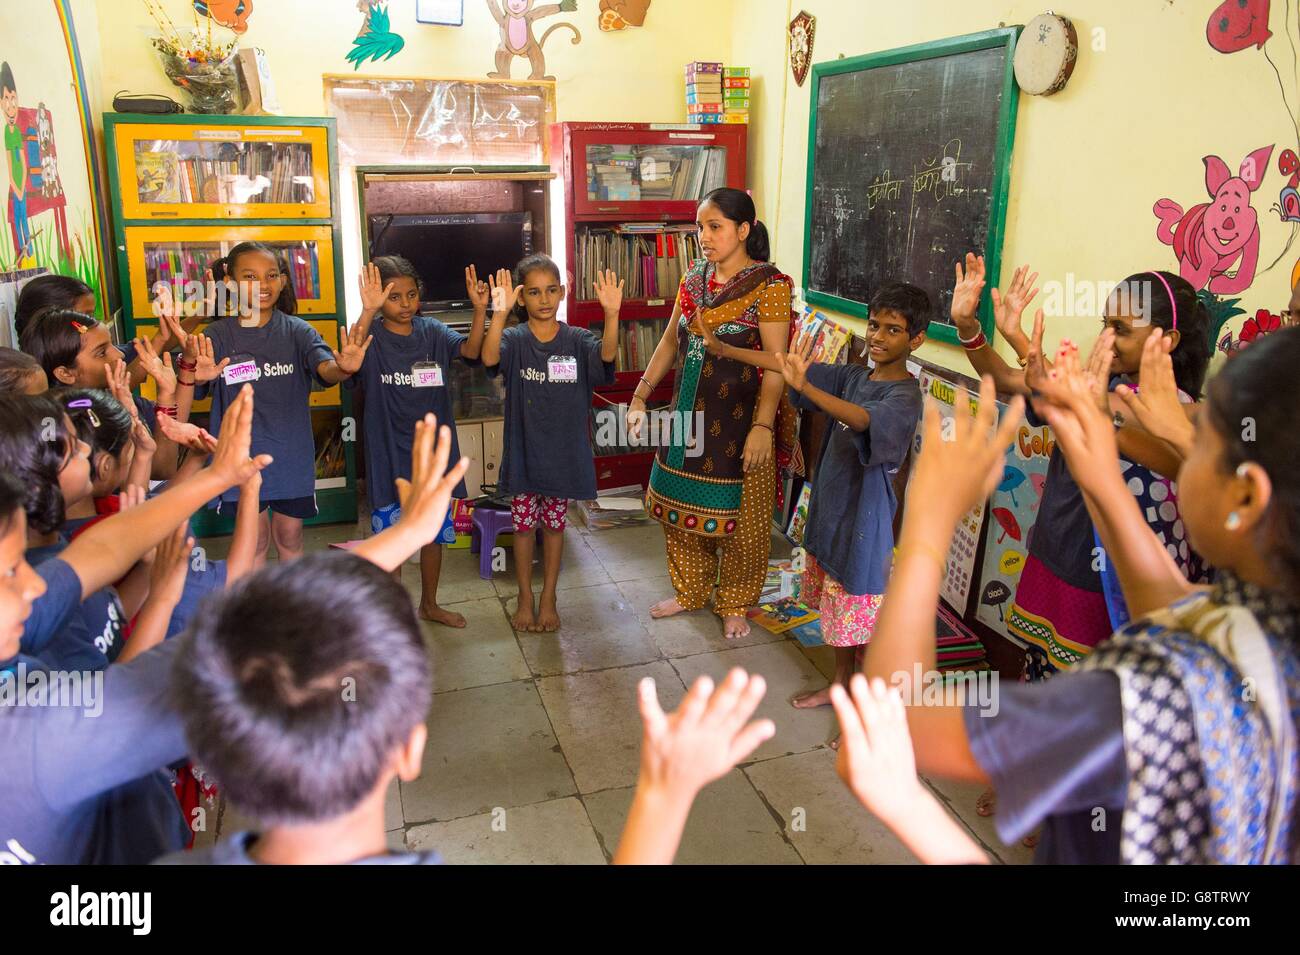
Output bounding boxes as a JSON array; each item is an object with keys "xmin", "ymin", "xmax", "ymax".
[{"xmin": 551, "ymin": 121, "xmax": 747, "ymax": 490}]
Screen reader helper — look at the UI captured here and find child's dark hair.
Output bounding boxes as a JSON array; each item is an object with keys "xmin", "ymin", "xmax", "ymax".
[
  {"xmin": 0, "ymin": 471, "xmax": 24, "ymax": 538},
  {"xmin": 0, "ymin": 62, "xmax": 14, "ymax": 95},
  {"xmin": 216, "ymin": 241, "xmax": 297, "ymax": 316},
  {"xmin": 172, "ymin": 554, "xmax": 432, "ymax": 825},
  {"xmin": 14, "ymin": 274, "xmax": 94, "ymax": 338},
  {"xmin": 0, "ymin": 393, "xmax": 74, "ymax": 534},
  {"xmin": 57, "ymin": 388, "xmax": 133, "ymax": 480},
  {"xmin": 372, "ymin": 254, "xmax": 423, "ymax": 293},
  {"xmin": 1115, "ymin": 271, "xmax": 1210, "ymax": 398},
  {"xmin": 512, "ymin": 253, "xmax": 563, "ymax": 321},
  {"xmin": 700, "ymin": 187, "xmax": 770, "ymax": 262},
  {"xmin": 1206, "ymin": 326, "xmax": 1300, "ymax": 599},
  {"xmin": 0, "ymin": 347, "xmax": 43, "ymax": 394},
  {"xmin": 18, "ymin": 309, "xmax": 96, "ymax": 385},
  {"xmin": 870, "ymin": 282, "xmax": 932, "ymax": 338}
]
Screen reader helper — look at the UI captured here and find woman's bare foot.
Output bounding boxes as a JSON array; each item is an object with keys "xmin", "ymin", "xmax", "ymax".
[
  {"xmin": 723, "ymin": 614, "xmax": 750, "ymax": 639},
  {"xmin": 536, "ymin": 594, "xmax": 561, "ymax": 632},
  {"xmin": 649, "ymin": 597, "xmax": 688, "ymax": 618},
  {"xmin": 1022, "ymin": 834, "xmax": 1039, "ymax": 849},
  {"xmin": 975, "ymin": 788, "xmax": 996, "ymax": 817},
  {"xmin": 828, "ymin": 734, "xmax": 842, "ymax": 751},
  {"xmin": 791, "ymin": 685, "xmax": 834, "ymax": 709},
  {"xmin": 419, "ymin": 603, "xmax": 467, "ymax": 628},
  {"xmin": 511, "ymin": 596, "xmax": 536, "ymax": 631}
]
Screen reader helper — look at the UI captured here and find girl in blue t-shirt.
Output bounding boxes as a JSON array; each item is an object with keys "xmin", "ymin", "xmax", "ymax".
[
  {"xmin": 349, "ymin": 255, "xmax": 486, "ymax": 626},
  {"xmin": 195, "ymin": 241, "xmax": 372, "ymax": 565}
]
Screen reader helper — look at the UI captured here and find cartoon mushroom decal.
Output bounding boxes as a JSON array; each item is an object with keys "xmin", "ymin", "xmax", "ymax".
[
  {"xmin": 982, "ymin": 580, "xmax": 1011, "ymax": 622},
  {"xmin": 991, "ymin": 506, "xmax": 1022, "ymax": 544},
  {"xmin": 998, "ymin": 466, "xmax": 1026, "ymax": 507}
]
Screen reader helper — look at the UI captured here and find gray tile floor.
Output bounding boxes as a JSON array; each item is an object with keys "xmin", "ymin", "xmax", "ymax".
[{"xmin": 195, "ymin": 512, "xmax": 1031, "ymax": 865}]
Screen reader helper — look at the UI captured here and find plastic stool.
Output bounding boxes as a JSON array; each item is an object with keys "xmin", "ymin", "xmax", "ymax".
[{"xmin": 470, "ymin": 505, "xmax": 545, "ymax": 579}]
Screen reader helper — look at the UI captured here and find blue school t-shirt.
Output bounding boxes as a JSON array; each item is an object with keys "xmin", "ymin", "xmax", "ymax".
[
  {"xmin": 793, "ymin": 365, "xmax": 922, "ymax": 596},
  {"xmin": 196, "ymin": 311, "xmax": 332, "ymax": 504},
  {"xmin": 348, "ymin": 317, "xmax": 468, "ymax": 508},
  {"xmin": 0, "ymin": 640, "xmax": 190, "ymax": 864},
  {"xmin": 24, "ymin": 539, "xmax": 125, "ymax": 671},
  {"xmin": 155, "ymin": 831, "xmax": 443, "ymax": 865},
  {"xmin": 15, "ymin": 557, "xmax": 82, "ymax": 660},
  {"xmin": 963, "ymin": 670, "xmax": 1127, "ymax": 864},
  {"xmin": 133, "ymin": 395, "xmax": 158, "ymax": 437},
  {"xmin": 489, "ymin": 322, "xmax": 614, "ymax": 500}
]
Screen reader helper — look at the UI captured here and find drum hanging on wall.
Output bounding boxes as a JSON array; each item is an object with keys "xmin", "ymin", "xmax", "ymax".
[{"xmin": 1014, "ymin": 12, "xmax": 1079, "ymax": 96}]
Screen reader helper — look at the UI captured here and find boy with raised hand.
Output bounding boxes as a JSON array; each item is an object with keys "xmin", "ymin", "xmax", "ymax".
[
  {"xmin": 156, "ymin": 416, "xmax": 470, "ymax": 864},
  {"xmin": 0, "ymin": 387, "xmax": 270, "ymax": 864}
]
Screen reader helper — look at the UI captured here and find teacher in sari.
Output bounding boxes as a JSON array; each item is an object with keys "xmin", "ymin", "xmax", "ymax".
[{"xmin": 629, "ymin": 188, "xmax": 797, "ymax": 638}]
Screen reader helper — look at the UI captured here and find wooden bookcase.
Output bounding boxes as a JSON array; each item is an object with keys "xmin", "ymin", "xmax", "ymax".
[
  {"xmin": 550, "ymin": 121, "xmax": 747, "ymax": 491},
  {"xmin": 103, "ymin": 113, "xmax": 355, "ymax": 534}
]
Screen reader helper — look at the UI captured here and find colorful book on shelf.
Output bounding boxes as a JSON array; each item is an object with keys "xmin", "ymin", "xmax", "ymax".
[
  {"xmin": 723, "ymin": 66, "xmax": 751, "ymax": 77},
  {"xmin": 786, "ymin": 482, "xmax": 812, "ymax": 544},
  {"xmin": 685, "ymin": 61, "xmax": 723, "ymax": 74},
  {"xmin": 687, "ymin": 103, "xmax": 724, "ymax": 114},
  {"xmin": 723, "ymin": 77, "xmax": 751, "ymax": 89},
  {"xmin": 720, "ymin": 114, "xmax": 750, "ymax": 125}
]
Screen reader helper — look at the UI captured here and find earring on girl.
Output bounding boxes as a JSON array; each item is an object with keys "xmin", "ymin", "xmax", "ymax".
[{"xmin": 1225, "ymin": 511, "xmax": 1242, "ymax": 531}]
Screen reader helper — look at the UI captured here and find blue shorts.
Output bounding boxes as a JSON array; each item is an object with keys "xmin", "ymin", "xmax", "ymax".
[{"xmin": 371, "ymin": 501, "xmax": 457, "ymax": 545}]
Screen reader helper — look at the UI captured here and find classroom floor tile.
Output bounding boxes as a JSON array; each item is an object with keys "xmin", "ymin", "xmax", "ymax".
[{"xmin": 200, "ymin": 517, "xmax": 1027, "ymax": 865}]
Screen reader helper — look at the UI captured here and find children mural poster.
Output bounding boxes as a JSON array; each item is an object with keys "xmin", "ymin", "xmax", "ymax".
[
  {"xmin": 973, "ymin": 405, "xmax": 1054, "ymax": 641},
  {"xmin": 0, "ymin": 2, "xmax": 104, "ymax": 311}
]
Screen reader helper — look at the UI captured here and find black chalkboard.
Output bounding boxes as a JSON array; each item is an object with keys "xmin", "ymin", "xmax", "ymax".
[{"xmin": 802, "ymin": 29, "xmax": 1021, "ymax": 343}]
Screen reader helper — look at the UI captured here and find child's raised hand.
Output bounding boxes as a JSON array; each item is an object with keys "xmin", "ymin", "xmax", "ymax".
[
  {"xmin": 333, "ymin": 322, "xmax": 373, "ymax": 374},
  {"xmin": 634, "ymin": 668, "xmax": 774, "ymax": 799},
  {"xmin": 990, "ymin": 264, "xmax": 1039, "ymax": 351},
  {"xmin": 911, "ymin": 375, "xmax": 1024, "ymax": 525},
  {"xmin": 1022, "ymin": 309, "xmax": 1051, "ymax": 392},
  {"xmin": 193, "ymin": 333, "xmax": 229, "ymax": 384},
  {"xmin": 595, "ymin": 268, "xmax": 624, "ymax": 315},
  {"xmin": 1037, "ymin": 374, "xmax": 1125, "ymax": 499},
  {"xmin": 831, "ymin": 676, "xmax": 926, "ymax": 822},
  {"xmin": 1115, "ymin": 332, "xmax": 1193, "ymax": 452},
  {"xmin": 465, "ymin": 264, "xmax": 490, "ymax": 311},
  {"xmin": 776, "ymin": 327, "xmax": 815, "ymax": 393},
  {"xmin": 157, "ymin": 412, "xmax": 218, "ymax": 455},
  {"xmin": 130, "ymin": 418, "xmax": 157, "ymax": 456},
  {"xmin": 950, "ymin": 253, "xmax": 986, "ymax": 330},
  {"xmin": 135, "ymin": 336, "xmax": 178, "ymax": 395},
  {"xmin": 488, "ymin": 268, "xmax": 517, "ymax": 319},
  {"xmin": 208, "ymin": 387, "xmax": 272, "ymax": 487},
  {"xmin": 149, "ymin": 522, "xmax": 194, "ymax": 607},
  {"xmin": 151, "ymin": 281, "xmax": 178, "ymax": 326},
  {"xmin": 359, "ymin": 262, "xmax": 394, "ymax": 314},
  {"xmin": 105, "ymin": 358, "xmax": 137, "ymax": 419},
  {"xmin": 394, "ymin": 414, "xmax": 471, "ymax": 544}
]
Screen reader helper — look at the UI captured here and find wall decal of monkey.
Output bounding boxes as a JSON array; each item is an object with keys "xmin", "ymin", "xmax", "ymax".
[{"xmin": 487, "ymin": 0, "xmax": 582, "ymax": 81}]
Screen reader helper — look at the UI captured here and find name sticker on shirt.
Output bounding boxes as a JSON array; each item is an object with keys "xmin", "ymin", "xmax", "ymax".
[
  {"xmin": 223, "ymin": 357, "xmax": 259, "ymax": 386},
  {"xmin": 547, "ymin": 356, "xmax": 578, "ymax": 383},
  {"xmin": 411, "ymin": 362, "xmax": 444, "ymax": 388}
]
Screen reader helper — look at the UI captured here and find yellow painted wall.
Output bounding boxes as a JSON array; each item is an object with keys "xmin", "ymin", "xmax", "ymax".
[
  {"xmin": 85, "ymin": 0, "xmax": 734, "ymax": 122},
  {"xmin": 733, "ymin": 1, "xmax": 1298, "ymax": 374}
]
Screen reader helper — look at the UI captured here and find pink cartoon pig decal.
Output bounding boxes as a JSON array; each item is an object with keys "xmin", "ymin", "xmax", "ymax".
[{"xmin": 1154, "ymin": 145, "xmax": 1274, "ymax": 294}]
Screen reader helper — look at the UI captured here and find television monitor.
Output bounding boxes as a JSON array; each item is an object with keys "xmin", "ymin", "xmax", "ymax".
[{"xmin": 367, "ymin": 212, "xmax": 534, "ymax": 312}]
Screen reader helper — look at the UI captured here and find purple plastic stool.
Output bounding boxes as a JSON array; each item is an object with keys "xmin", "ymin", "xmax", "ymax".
[{"xmin": 470, "ymin": 505, "xmax": 545, "ymax": 579}]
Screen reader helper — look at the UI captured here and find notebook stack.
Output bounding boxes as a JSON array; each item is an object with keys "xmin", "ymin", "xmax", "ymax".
[
  {"xmin": 685, "ymin": 61, "xmax": 724, "ymax": 124},
  {"xmin": 722, "ymin": 66, "xmax": 751, "ymax": 124},
  {"xmin": 588, "ymin": 145, "xmax": 641, "ymax": 201}
]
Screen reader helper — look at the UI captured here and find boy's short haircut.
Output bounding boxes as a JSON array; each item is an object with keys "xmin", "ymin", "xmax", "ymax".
[
  {"xmin": 171, "ymin": 554, "xmax": 432, "ymax": 826},
  {"xmin": 869, "ymin": 282, "xmax": 932, "ymax": 338},
  {"xmin": 1, "ymin": 62, "xmax": 14, "ymax": 95}
]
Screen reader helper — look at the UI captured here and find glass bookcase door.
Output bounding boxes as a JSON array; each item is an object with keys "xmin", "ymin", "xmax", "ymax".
[
  {"xmin": 122, "ymin": 225, "xmax": 336, "ymax": 322},
  {"xmin": 114, "ymin": 123, "xmax": 332, "ymax": 220},
  {"xmin": 582, "ymin": 142, "xmax": 729, "ymax": 207}
]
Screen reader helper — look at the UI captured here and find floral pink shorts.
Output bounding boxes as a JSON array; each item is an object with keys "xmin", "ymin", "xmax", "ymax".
[
  {"xmin": 511, "ymin": 493, "xmax": 568, "ymax": 533},
  {"xmin": 801, "ymin": 553, "xmax": 884, "ymax": 648}
]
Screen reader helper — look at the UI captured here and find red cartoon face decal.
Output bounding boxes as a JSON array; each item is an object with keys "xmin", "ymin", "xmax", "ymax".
[
  {"xmin": 193, "ymin": 0, "xmax": 253, "ymax": 35},
  {"xmin": 1207, "ymin": 0, "xmax": 1272, "ymax": 53}
]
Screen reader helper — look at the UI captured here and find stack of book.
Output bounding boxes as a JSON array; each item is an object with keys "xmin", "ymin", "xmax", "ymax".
[
  {"xmin": 722, "ymin": 67, "xmax": 751, "ymax": 124},
  {"xmin": 613, "ymin": 318, "xmax": 670, "ymax": 374},
  {"xmin": 587, "ymin": 145, "xmax": 641, "ymax": 201},
  {"xmin": 685, "ymin": 61, "xmax": 724, "ymax": 124},
  {"xmin": 575, "ymin": 224, "xmax": 702, "ymax": 301},
  {"xmin": 134, "ymin": 143, "xmax": 315, "ymax": 205}
]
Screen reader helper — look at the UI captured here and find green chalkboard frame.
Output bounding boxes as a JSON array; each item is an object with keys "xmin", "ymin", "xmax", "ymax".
[{"xmin": 802, "ymin": 27, "xmax": 1022, "ymax": 345}]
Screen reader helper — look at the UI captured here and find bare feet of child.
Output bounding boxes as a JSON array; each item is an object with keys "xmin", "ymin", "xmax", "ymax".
[
  {"xmin": 649, "ymin": 597, "xmax": 687, "ymax": 618},
  {"xmin": 535, "ymin": 594, "xmax": 561, "ymax": 632},
  {"xmin": 828, "ymin": 734, "xmax": 842, "ymax": 751},
  {"xmin": 792, "ymin": 684, "xmax": 835, "ymax": 708},
  {"xmin": 512, "ymin": 595, "xmax": 537, "ymax": 632},
  {"xmin": 420, "ymin": 603, "xmax": 467, "ymax": 628},
  {"xmin": 975, "ymin": 788, "xmax": 996, "ymax": 817},
  {"xmin": 723, "ymin": 614, "xmax": 750, "ymax": 639}
]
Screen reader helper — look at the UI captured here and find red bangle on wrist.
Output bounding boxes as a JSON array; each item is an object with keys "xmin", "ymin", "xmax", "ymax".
[
  {"xmin": 960, "ymin": 328, "xmax": 988, "ymax": 351},
  {"xmin": 156, "ymin": 406, "xmax": 178, "ymax": 418},
  {"xmin": 177, "ymin": 359, "xmax": 197, "ymax": 371}
]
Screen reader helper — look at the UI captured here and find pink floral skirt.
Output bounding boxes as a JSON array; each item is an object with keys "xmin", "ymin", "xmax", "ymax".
[{"xmin": 801, "ymin": 553, "xmax": 884, "ymax": 648}]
